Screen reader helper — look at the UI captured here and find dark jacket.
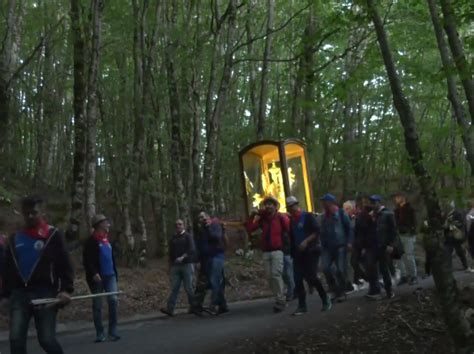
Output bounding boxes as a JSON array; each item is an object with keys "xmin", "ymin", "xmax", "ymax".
[
  {"xmin": 289, "ymin": 211, "xmax": 320, "ymax": 256},
  {"xmin": 83, "ymin": 236, "xmax": 118, "ymax": 287},
  {"xmin": 355, "ymin": 208, "xmax": 377, "ymax": 249},
  {"xmin": 195, "ymin": 218, "xmax": 226, "ymax": 262},
  {"xmin": 320, "ymin": 208, "xmax": 354, "ymax": 249},
  {"xmin": 0, "ymin": 235, "xmax": 5, "ymax": 296},
  {"xmin": 394, "ymin": 203, "xmax": 416, "ymax": 235},
  {"xmin": 168, "ymin": 231, "xmax": 196, "ymax": 264},
  {"xmin": 246, "ymin": 212, "xmax": 291, "ymax": 253},
  {"xmin": 374, "ymin": 207, "xmax": 397, "ymax": 249},
  {"xmin": 1, "ymin": 227, "xmax": 74, "ymax": 299}
]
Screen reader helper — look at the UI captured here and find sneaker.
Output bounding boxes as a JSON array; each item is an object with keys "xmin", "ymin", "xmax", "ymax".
[
  {"xmin": 322, "ymin": 298, "xmax": 332, "ymax": 311},
  {"xmin": 365, "ymin": 292, "xmax": 382, "ymax": 300},
  {"xmin": 386, "ymin": 291, "xmax": 395, "ymax": 299},
  {"xmin": 465, "ymin": 267, "xmax": 474, "ymax": 273},
  {"xmin": 217, "ymin": 307, "xmax": 230, "ymax": 315},
  {"xmin": 190, "ymin": 306, "xmax": 204, "ymax": 317},
  {"xmin": 336, "ymin": 294, "xmax": 347, "ymax": 303},
  {"xmin": 94, "ymin": 334, "xmax": 106, "ymax": 343},
  {"xmin": 272, "ymin": 303, "xmax": 285, "ymax": 313},
  {"xmin": 408, "ymin": 277, "xmax": 418, "ymax": 285},
  {"xmin": 204, "ymin": 306, "xmax": 219, "ymax": 316},
  {"xmin": 108, "ymin": 334, "xmax": 121, "ymax": 342},
  {"xmin": 397, "ymin": 276, "xmax": 408, "ymax": 286},
  {"xmin": 292, "ymin": 306, "xmax": 308, "ymax": 316},
  {"xmin": 160, "ymin": 307, "xmax": 175, "ymax": 317}
]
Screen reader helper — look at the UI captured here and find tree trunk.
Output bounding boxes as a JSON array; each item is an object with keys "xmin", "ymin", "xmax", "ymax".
[
  {"xmin": 256, "ymin": 0, "xmax": 275, "ymax": 141},
  {"xmin": 0, "ymin": 0, "xmax": 21, "ymax": 157},
  {"xmin": 202, "ymin": 0, "xmax": 237, "ymax": 213},
  {"xmin": 427, "ymin": 0, "xmax": 474, "ymax": 186},
  {"xmin": 85, "ymin": 0, "xmax": 103, "ymax": 227},
  {"xmin": 439, "ymin": 0, "xmax": 474, "ymax": 123},
  {"xmin": 366, "ymin": 0, "xmax": 474, "ymax": 351},
  {"xmin": 165, "ymin": 0, "xmax": 190, "ymax": 224},
  {"xmin": 68, "ymin": 0, "xmax": 88, "ymax": 240}
]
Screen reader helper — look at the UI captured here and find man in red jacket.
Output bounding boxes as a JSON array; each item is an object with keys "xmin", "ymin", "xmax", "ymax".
[{"xmin": 246, "ymin": 196, "xmax": 290, "ymax": 313}]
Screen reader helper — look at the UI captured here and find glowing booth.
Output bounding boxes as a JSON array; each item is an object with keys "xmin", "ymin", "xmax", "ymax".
[{"xmin": 239, "ymin": 139, "xmax": 314, "ymax": 215}]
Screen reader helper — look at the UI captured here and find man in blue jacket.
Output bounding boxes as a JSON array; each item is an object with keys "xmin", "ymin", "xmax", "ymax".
[
  {"xmin": 319, "ymin": 193, "xmax": 353, "ymax": 302},
  {"xmin": 286, "ymin": 196, "xmax": 331, "ymax": 315},
  {"xmin": 1, "ymin": 196, "xmax": 73, "ymax": 354},
  {"xmin": 193, "ymin": 211, "xmax": 228, "ymax": 316}
]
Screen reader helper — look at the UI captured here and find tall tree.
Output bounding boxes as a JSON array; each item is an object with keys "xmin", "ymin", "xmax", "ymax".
[
  {"xmin": 427, "ymin": 0, "xmax": 474, "ymax": 187},
  {"xmin": 69, "ymin": 0, "xmax": 87, "ymax": 240},
  {"xmin": 366, "ymin": 0, "xmax": 474, "ymax": 351},
  {"xmin": 439, "ymin": 0, "xmax": 474, "ymax": 122},
  {"xmin": 85, "ymin": 0, "xmax": 104, "ymax": 225},
  {"xmin": 256, "ymin": 0, "xmax": 275, "ymax": 140}
]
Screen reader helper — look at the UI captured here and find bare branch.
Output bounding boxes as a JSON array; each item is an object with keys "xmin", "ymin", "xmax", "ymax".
[
  {"xmin": 7, "ymin": 17, "xmax": 65, "ymax": 87},
  {"xmin": 232, "ymin": 3, "xmax": 311, "ymax": 54}
]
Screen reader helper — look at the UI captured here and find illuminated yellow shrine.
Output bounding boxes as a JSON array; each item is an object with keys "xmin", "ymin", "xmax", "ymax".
[{"xmin": 239, "ymin": 139, "xmax": 314, "ymax": 214}]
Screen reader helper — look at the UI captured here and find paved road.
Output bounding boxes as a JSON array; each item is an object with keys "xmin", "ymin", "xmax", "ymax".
[{"xmin": 0, "ymin": 273, "xmax": 468, "ymax": 354}]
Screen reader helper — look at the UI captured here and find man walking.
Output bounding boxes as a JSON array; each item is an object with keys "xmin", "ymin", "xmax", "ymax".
[
  {"xmin": 286, "ymin": 196, "xmax": 331, "ymax": 315},
  {"xmin": 393, "ymin": 193, "xmax": 418, "ymax": 285},
  {"xmin": 319, "ymin": 193, "xmax": 353, "ymax": 302},
  {"xmin": 161, "ymin": 219, "xmax": 196, "ymax": 317},
  {"xmin": 246, "ymin": 196, "xmax": 290, "ymax": 312},
  {"xmin": 1, "ymin": 196, "xmax": 73, "ymax": 354},
  {"xmin": 83, "ymin": 214, "xmax": 121, "ymax": 342},
  {"xmin": 365, "ymin": 195, "xmax": 397, "ymax": 299},
  {"xmin": 194, "ymin": 211, "xmax": 229, "ymax": 315}
]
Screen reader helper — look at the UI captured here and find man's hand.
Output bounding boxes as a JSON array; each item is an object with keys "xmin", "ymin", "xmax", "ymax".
[
  {"xmin": 0, "ymin": 299, "xmax": 9, "ymax": 316},
  {"xmin": 361, "ymin": 248, "xmax": 366, "ymax": 257},
  {"xmin": 93, "ymin": 273, "xmax": 102, "ymax": 282},
  {"xmin": 254, "ymin": 214, "xmax": 261, "ymax": 222},
  {"xmin": 298, "ymin": 240, "xmax": 307, "ymax": 252},
  {"xmin": 56, "ymin": 292, "xmax": 72, "ymax": 306},
  {"xmin": 386, "ymin": 246, "xmax": 394, "ymax": 254},
  {"xmin": 347, "ymin": 243, "xmax": 353, "ymax": 252},
  {"xmin": 175, "ymin": 256, "xmax": 185, "ymax": 264}
]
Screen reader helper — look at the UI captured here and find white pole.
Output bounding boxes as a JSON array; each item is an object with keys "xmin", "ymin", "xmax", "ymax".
[{"xmin": 31, "ymin": 291, "xmax": 123, "ymax": 306}]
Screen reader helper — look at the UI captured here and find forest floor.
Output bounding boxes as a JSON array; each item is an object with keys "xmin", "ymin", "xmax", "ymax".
[{"xmin": 210, "ymin": 274, "xmax": 474, "ymax": 354}]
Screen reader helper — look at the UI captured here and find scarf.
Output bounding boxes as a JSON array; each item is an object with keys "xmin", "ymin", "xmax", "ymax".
[
  {"xmin": 291, "ymin": 209, "xmax": 303, "ymax": 222},
  {"xmin": 325, "ymin": 205, "xmax": 339, "ymax": 218},
  {"xmin": 25, "ymin": 220, "xmax": 50, "ymax": 240},
  {"xmin": 93, "ymin": 230, "xmax": 109, "ymax": 244}
]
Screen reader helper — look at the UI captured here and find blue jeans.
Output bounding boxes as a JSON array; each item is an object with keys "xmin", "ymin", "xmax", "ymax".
[
  {"xmin": 195, "ymin": 257, "xmax": 227, "ymax": 309},
  {"xmin": 283, "ymin": 255, "xmax": 295, "ymax": 300},
  {"xmin": 89, "ymin": 275, "xmax": 118, "ymax": 337},
  {"xmin": 167, "ymin": 263, "xmax": 195, "ymax": 312},
  {"xmin": 322, "ymin": 246, "xmax": 347, "ymax": 297},
  {"xmin": 9, "ymin": 288, "xmax": 63, "ymax": 354}
]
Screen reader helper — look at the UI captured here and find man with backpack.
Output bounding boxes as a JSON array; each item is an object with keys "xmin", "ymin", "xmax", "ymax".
[
  {"xmin": 319, "ymin": 193, "xmax": 353, "ymax": 302},
  {"xmin": 286, "ymin": 196, "xmax": 331, "ymax": 315},
  {"xmin": 246, "ymin": 196, "xmax": 290, "ymax": 313}
]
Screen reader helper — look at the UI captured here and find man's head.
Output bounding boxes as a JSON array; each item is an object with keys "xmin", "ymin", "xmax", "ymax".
[
  {"xmin": 92, "ymin": 214, "xmax": 110, "ymax": 232},
  {"xmin": 21, "ymin": 195, "xmax": 45, "ymax": 228},
  {"xmin": 393, "ymin": 193, "xmax": 406, "ymax": 206},
  {"xmin": 369, "ymin": 195, "xmax": 382, "ymax": 210},
  {"xmin": 198, "ymin": 211, "xmax": 211, "ymax": 226},
  {"xmin": 343, "ymin": 200, "xmax": 355, "ymax": 217},
  {"xmin": 263, "ymin": 196, "xmax": 279, "ymax": 215},
  {"xmin": 320, "ymin": 193, "xmax": 336, "ymax": 211},
  {"xmin": 175, "ymin": 219, "xmax": 185, "ymax": 233},
  {"xmin": 286, "ymin": 196, "xmax": 300, "ymax": 215}
]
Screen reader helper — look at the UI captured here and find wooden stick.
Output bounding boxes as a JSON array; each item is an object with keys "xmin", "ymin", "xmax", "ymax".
[{"xmin": 31, "ymin": 291, "xmax": 123, "ymax": 306}]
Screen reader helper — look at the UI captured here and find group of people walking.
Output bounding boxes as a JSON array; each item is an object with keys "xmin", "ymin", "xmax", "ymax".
[{"xmin": 1, "ymin": 191, "xmax": 474, "ymax": 353}]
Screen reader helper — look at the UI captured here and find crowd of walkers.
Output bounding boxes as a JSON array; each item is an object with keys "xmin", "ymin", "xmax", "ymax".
[{"xmin": 1, "ymin": 192, "xmax": 474, "ymax": 353}]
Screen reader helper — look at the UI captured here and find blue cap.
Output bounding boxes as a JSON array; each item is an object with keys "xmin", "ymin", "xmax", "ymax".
[
  {"xmin": 320, "ymin": 193, "xmax": 336, "ymax": 202},
  {"xmin": 369, "ymin": 195, "xmax": 382, "ymax": 202}
]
